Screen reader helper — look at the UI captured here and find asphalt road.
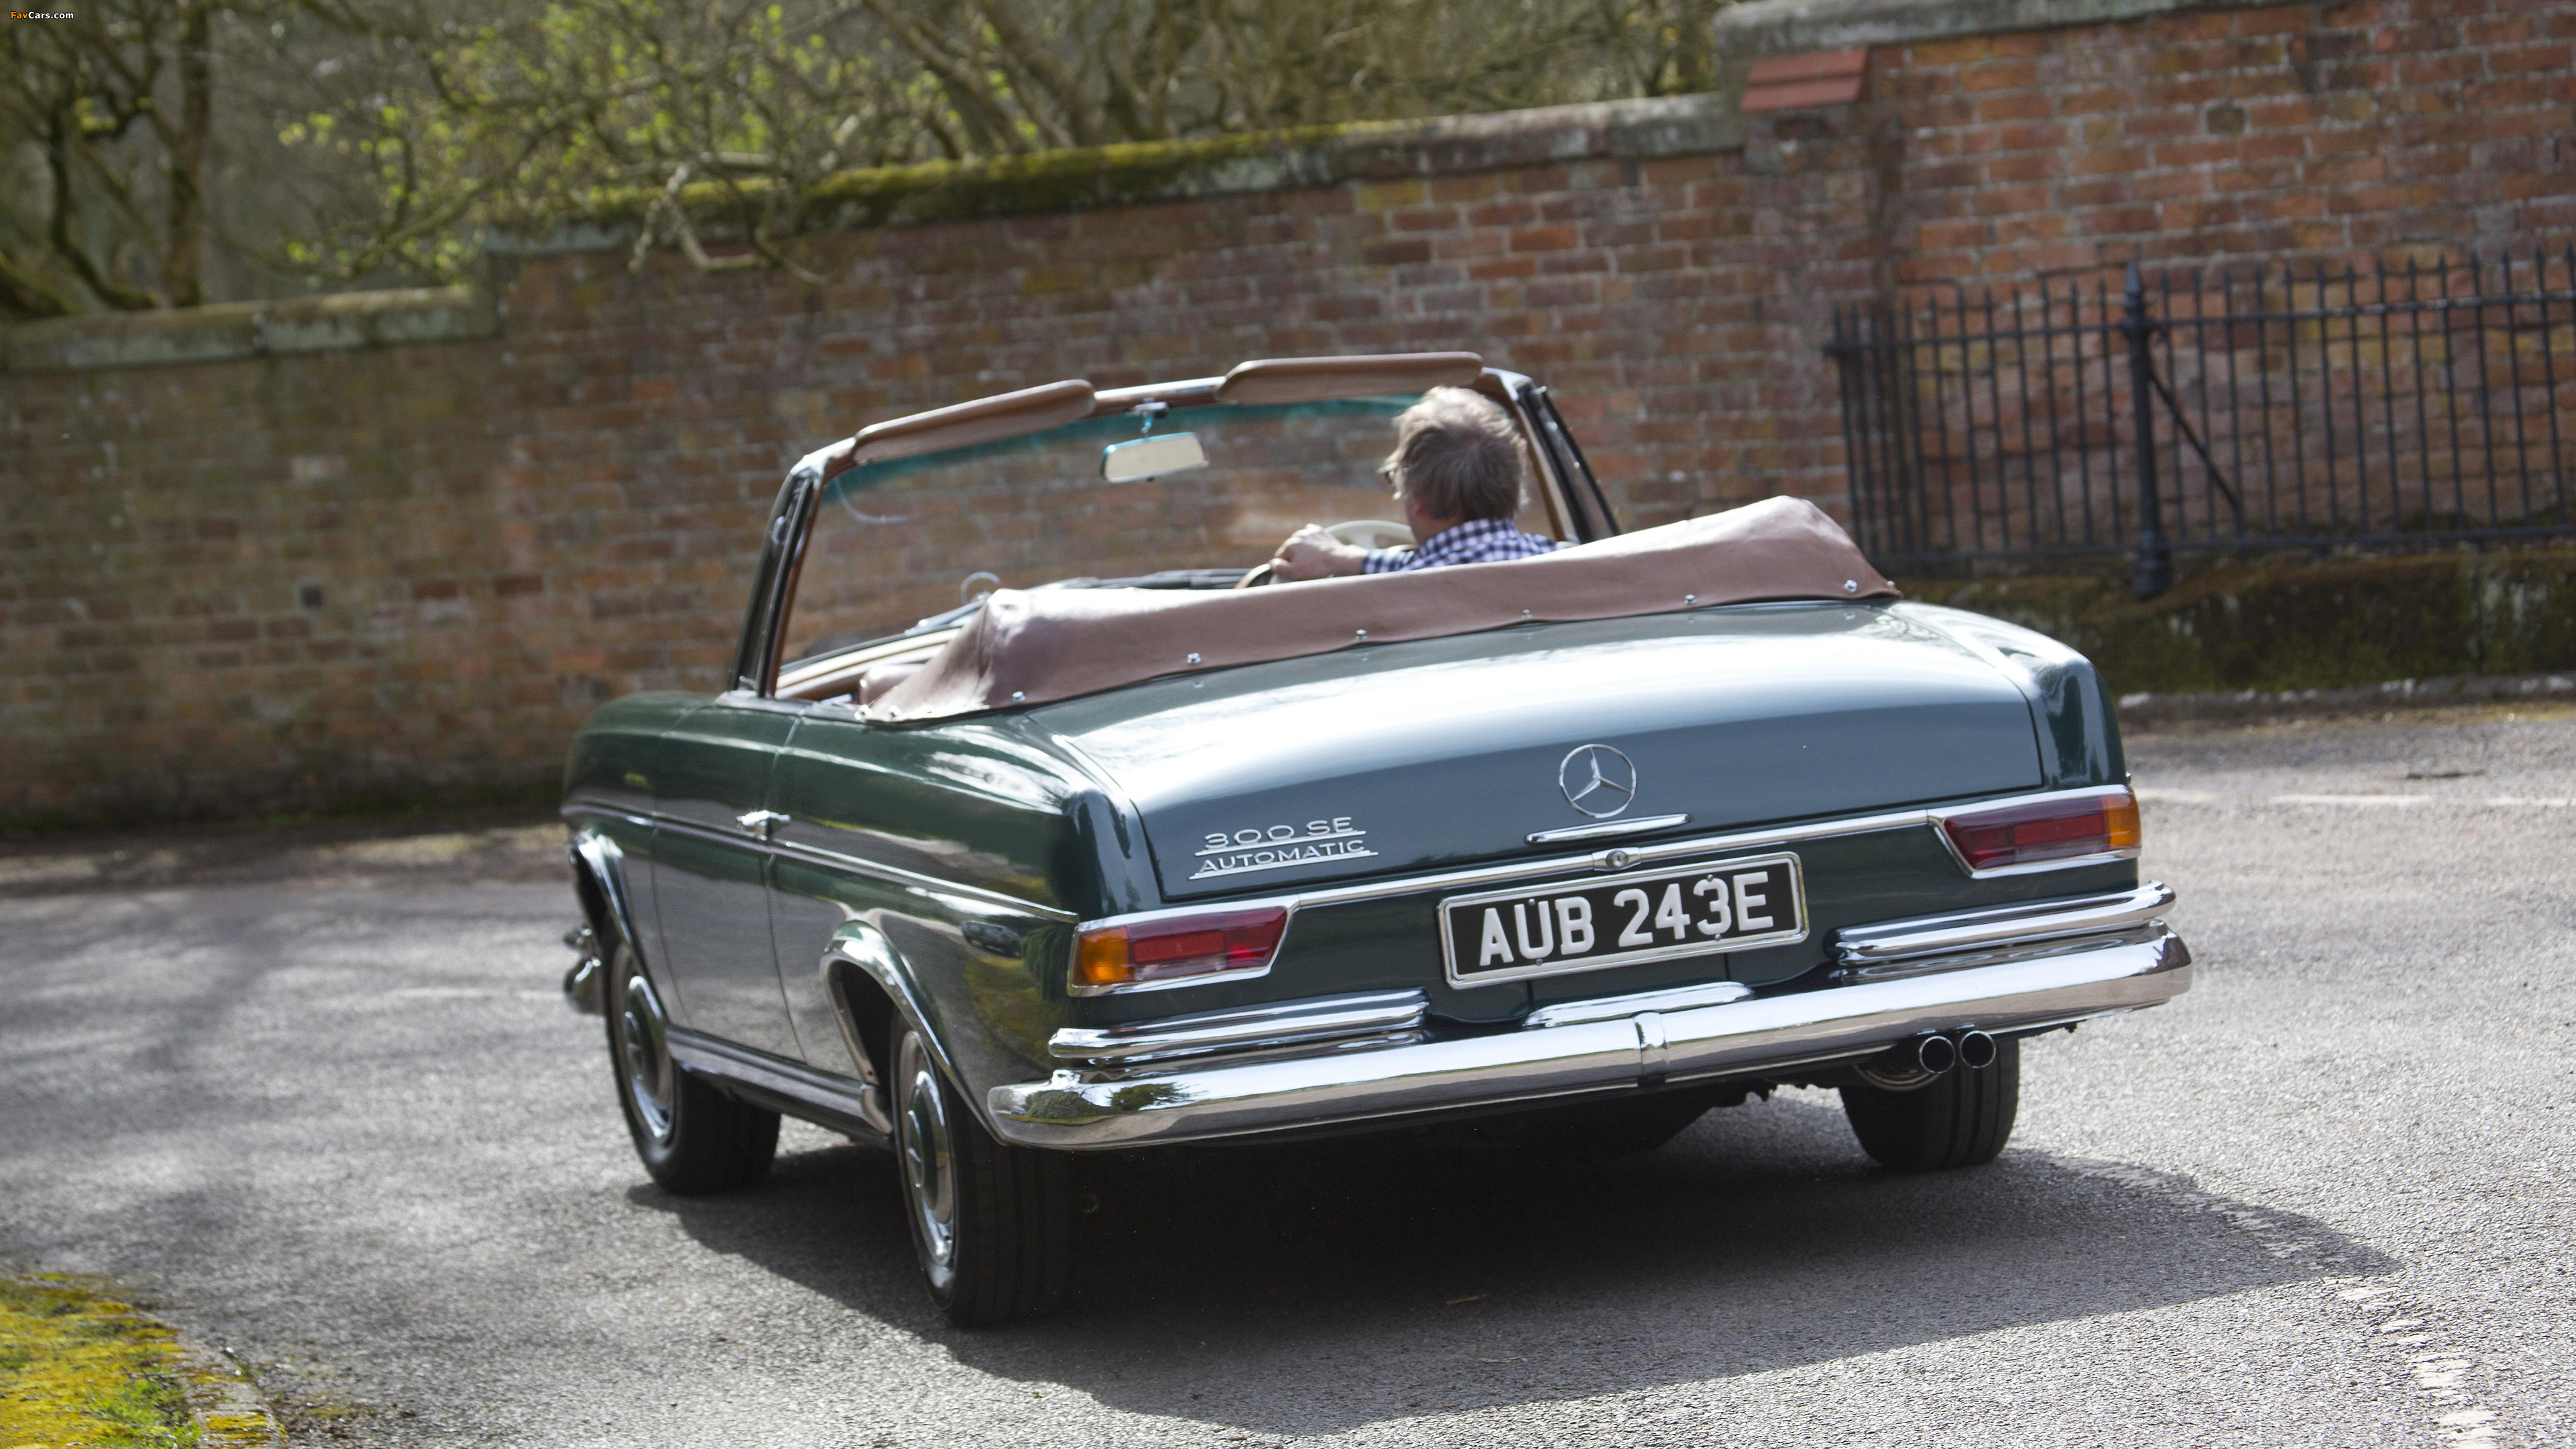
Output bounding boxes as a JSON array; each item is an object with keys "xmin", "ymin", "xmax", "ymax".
[{"xmin": 3, "ymin": 710, "xmax": 2571, "ymax": 1448}]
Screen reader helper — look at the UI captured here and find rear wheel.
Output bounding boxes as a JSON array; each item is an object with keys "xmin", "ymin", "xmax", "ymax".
[
  {"xmin": 1840, "ymin": 1034, "xmax": 2020, "ymax": 1171},
  {"xmin": 606, "ymin": 942, "xmax": 778, "ymax": 1194},
  {"xmin": 892, "ymin": 1026, "xmax": 1073, "ymax": 1326}
]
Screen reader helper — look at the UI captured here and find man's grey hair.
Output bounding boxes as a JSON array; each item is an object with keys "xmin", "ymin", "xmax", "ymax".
[{"xmin": 1384, "ymin": 386, "xmax": 1529, "ymax": 523}]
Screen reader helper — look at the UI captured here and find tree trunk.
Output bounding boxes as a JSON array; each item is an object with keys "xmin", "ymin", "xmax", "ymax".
[
  {"xmin": 0, "ymin": 247, "xmax": 76, "ymax": 319},
  {"xmin": 162, "ymin": 0, "xmax": 212, "ymax": 307}
]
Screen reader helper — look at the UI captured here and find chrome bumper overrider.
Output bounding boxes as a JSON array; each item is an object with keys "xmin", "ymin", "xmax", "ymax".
[{"xmin": 989, "ymin": 924, "xmax": 2189, "ymax": 1148}]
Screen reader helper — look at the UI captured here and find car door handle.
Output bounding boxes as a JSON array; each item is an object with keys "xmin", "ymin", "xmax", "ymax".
[{"xmin": 735, "ymin": 810, "xmax": 790, "ymax": 841}]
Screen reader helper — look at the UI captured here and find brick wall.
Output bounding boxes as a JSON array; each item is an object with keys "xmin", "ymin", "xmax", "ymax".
[
  {"xmin": 1856, "ymin": 0, "xmax": 2571, "ymax": 281},
  {"xmin": 3, "ymin": 0, "xmax": 2567, "ymax": 826}
]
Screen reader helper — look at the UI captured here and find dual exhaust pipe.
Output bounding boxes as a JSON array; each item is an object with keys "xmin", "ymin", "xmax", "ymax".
[
  {"xmin": 1908, "ymin": 1028, "xmax": 1998, "ymax": 1074},
  {"xmin": 1860, "ymin": 1029, "xmax": 1998, "ymax": 1089}
]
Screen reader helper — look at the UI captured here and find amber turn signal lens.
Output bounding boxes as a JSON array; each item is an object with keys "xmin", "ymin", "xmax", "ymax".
[
  {"xmin": 1941, "ymin": 791, "xmax": 2141, "ymax": 872},
  {"xmin": 2102, "ymin": 794, "xmax": 2142, "ymax": 852},
  {"xmin": 1071, "ymin": 908, "xmax": 1289, "ymax": 990},
  {"xmin": 1073, "ymin": 930, "xmax": 1133, "ymax": 988}
]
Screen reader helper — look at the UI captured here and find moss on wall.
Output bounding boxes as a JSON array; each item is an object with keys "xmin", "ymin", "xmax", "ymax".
[
  {"xmin": 1910, "ymin": 550, "xmax": 2576, "ymax": 697},
  {"xmin": 799, "ymin": 127, "xmax": 1359, "ymax": 231}
]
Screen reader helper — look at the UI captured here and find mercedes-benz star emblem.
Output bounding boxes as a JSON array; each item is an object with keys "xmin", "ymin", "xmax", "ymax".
[{"xmin": 1558, "ymin": 744, "xmax": 1638, "ymax": 819}]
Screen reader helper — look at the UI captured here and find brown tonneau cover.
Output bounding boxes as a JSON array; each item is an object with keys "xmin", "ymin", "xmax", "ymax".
[{"xmin": 864, "ymin": 496, "xmax": 1898, "ymax": 723}]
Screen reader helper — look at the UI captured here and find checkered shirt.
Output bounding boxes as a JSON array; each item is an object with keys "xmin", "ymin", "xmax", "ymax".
[{"xmin": 1360, "ymin": 516, "xmax": 1563, "ymax": 574}]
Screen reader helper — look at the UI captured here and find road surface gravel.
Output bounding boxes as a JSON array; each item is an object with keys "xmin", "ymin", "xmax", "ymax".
[{"xmin": 2, "ymin": 711, "xmax": 2570, "ymax": 1447}]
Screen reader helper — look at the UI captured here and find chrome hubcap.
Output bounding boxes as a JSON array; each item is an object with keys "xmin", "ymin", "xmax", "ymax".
[
  {"xmin": 616, "ymin": 967, "xmax": 676, "ymax": 1144},
  {"xmin": 895, "ymin": 1034, "xmax": 957, "ymax": 1283}
]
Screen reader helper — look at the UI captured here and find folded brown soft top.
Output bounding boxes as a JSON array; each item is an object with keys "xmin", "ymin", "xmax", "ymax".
[{"xmin": 864, "ymin": 496, "xmax": 1899, "ymax": 722}]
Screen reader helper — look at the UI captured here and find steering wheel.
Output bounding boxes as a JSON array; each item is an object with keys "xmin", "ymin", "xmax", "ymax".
[{"xmin": 1235, "ymin": 519, "xmax": 1413, "ymax": 588}]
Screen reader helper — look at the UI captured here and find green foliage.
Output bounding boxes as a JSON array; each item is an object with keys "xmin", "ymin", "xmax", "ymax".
[
  {"xmin": 278, "ymin": 0, "xmax": 1738, "ymax": 284},
  {"xmin": 0, "ymin": 0, "xmax": 1732, "ymax": 308},
  {"xmin": 0, "ymin": 0, "xmax": 223, "ymax": 316}
]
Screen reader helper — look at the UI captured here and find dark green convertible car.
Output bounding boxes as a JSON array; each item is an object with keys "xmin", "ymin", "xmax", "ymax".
[{"xmin": 560, "ymin": 352, "xmax": 2189, "ymax": 1326}]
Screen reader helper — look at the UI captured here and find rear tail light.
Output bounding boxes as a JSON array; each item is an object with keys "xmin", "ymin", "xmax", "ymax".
[
  {"xmin": 1940, "ymin": 791, "xmax": 2141, "ymax": 872},
  {"xmin": 1072, "ymin": 908, "xmax": 1288, "ymax": 992}
]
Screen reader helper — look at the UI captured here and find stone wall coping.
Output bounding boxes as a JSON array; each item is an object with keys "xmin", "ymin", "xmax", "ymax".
[
  {"xmin": 1716, "ymin": 0, "xmax": 2280, "ymax": 57},
  {"xmin": 1, "ymin": 283, "xmax": 496, "ymax": 375},
  {"xmin": 500, "ymin": 91, "xmax": 1748, "ymax": 253},
  {"xmin": 6, "ymin": 91, "xmax": 1745, "ymax": 372}
]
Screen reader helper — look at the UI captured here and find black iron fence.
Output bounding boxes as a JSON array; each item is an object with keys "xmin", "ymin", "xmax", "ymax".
[{"xmin": 1827, "ymin": 251, "xmax": 2576, "ymax": 596}]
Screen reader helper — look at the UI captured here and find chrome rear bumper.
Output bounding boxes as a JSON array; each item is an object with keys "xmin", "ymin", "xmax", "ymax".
[{"xmin": 988, "ymin": 921, "xmax": 2190, "ymax": 1149}]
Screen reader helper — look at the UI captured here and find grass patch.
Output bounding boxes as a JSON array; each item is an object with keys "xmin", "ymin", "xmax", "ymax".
[{"xmin": 0, "ymin": 1276, "xmax": 201, "ymax": 1447}]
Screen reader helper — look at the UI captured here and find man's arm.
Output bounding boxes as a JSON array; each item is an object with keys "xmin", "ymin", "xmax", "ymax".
[{"xmin": 1269, "ymin": 525, "xmax": 1372, "ymax": 582}]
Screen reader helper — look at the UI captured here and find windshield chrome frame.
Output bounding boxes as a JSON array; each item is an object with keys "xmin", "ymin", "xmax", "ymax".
[{"xmin": 740, "ymin": 366, "xmax": 1609, "ymax": 698}]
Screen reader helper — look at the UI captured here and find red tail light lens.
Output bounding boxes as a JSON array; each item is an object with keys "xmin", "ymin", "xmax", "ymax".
[
  {"xmin": 1941, "ymin": 791, "xmax": 2141, "ymax": 872},
  {"xmin": 1073, "ymin": 908, "xmax": 1288, "ymax": 992}
]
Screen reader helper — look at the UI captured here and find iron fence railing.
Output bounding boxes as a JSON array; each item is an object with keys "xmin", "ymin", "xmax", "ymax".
[{"xmin": 1827, "ymin": 251, "xmax": 2576, "ymax": 596}]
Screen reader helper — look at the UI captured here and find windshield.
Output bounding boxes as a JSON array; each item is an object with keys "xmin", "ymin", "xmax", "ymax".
[{"xmin": 779, "ymin": 394, "xmax": 1557, "ymax": 670}]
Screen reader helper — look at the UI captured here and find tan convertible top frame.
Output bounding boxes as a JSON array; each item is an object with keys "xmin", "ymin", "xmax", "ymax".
[{"xmin": 734, "ymin": 353, "xmax": 1623, "ymax": 696}]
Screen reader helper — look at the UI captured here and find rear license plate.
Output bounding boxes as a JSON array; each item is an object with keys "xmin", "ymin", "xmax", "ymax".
[{"xmin": 1439, "ymin": 853, "xmax": 1807, "ymax": 987}]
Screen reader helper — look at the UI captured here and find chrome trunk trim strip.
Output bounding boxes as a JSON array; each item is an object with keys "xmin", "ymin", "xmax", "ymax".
[
  {"xmin": 988, "ymin": 929, "xmax": 2191, "ymax": 1149},
  {"xmin": 1833, "ymin": 882, "xmax": 2174, "ymax": 964},
  {"xmin": 1521, "ymin": 979, "xmax": 1753, "ymax": 1030},
  {"xmin": 1829, "ymin": 926, "xmax": 2165, "ymax": 985},
  {"xmin": 1524, "ymin": 813, "xmax": 1690, "ymax": 845},
  {"xmin": 1048, "ymin": 990, "xmax": 1430, "ymax": 1064}
]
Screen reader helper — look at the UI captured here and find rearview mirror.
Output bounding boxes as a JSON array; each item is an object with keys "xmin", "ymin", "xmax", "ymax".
[{"xmin": 1101, "ymin": 431, "xmax": 1208, "ymax": 483}]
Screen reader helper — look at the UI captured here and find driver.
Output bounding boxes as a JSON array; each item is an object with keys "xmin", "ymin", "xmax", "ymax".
[{"xmin": 1268, "ymin": 387, "xmax": 1562, "ymax": 580}]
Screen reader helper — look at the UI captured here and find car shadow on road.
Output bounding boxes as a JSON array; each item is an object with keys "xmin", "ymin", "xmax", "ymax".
[{"xmin": 632, "ymin": 1091, "xmax": 2393, "ymax": 1440}]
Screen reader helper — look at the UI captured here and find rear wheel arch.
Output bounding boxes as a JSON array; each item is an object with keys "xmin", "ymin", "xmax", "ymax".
[
  {"xmin": 828, "ymin": 953, "xmax": 898, "ymax": 1090},
  {"xmin": 821, "ymin": 921, "xmax": 970, "ymax": 1123}
]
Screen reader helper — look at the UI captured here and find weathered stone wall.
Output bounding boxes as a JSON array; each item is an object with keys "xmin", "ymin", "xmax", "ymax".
[{"xmin": 3, "ymin": 0, "xmax": 2568, "ymax": 826}]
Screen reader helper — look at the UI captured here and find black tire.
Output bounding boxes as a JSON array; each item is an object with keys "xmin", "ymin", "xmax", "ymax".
[
  {"xmin": 606, "ymin": 942, "xmax": 778, "ymax": 1194},
  {"xmin": 1840, "ymin": 1033, "xmax": 2020, "ymax": 1172},
  {"xmin": 890, "ymin": 1026, "xmax": 1073, "ymax": 1327}
]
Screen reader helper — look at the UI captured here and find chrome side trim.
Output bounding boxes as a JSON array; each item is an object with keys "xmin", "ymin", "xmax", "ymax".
[
  {"xmin": 1835, "ymin": 882, "xmax": 2175, "ymax": 964},
  {"xmin": 1522, "ymin": 979, "xmax": 1752, "ymax": 1030},
  {"xmin": 1524, "ymin": 813, "xmax": 1690, "ymax": 845},
  {"xmin": 560, "ymin": 799, "xmax": 1075, "ymax": 923},
  {"xmin": 766, "ymin": 831, "xmax": 1076, "ymax": 921},
  {"xmin": 988, "ymin": 930, "xmax": 2191, "ymax": 1148},
  {"xmin": 1048, "ymin": 990, "xmax": 1428, "ymax": 1064},
  {"xmin": 667, "ymin": 1025, "xmax": 892, "ymax": 1138}
]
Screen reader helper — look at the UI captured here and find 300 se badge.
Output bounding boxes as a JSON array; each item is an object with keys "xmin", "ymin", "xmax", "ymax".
[
  {"xmin": 1192, "ymin": 816, "xmax": 1375, "ymax": 879},
  {"xmin": 1440, "ymin": 853, "xmax": 1807, "ymax": 986}
]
